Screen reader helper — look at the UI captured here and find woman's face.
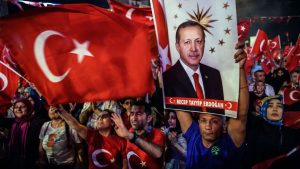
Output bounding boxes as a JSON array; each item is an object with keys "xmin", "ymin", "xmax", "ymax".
[
  {"xmin": 93, "ymin": 110, "xmax": 112, "ymax": 130},
  {"xmin": 255, "ymin": 82, "xmax": 265, "ymax": 94},
  {"xmin": 267, "ymin": 99, "xmax": 283, "ymax": 121},
  {"xmin": 168, "ymin": 112, "xmax": 177, "ymax": 129},
  {"xmin": 13, "ymin": 102, "xmax": 28, "ymax": 118},
  {"xmin": 48, "ymin": 106, "xmax": 61, "ymax": 120}
]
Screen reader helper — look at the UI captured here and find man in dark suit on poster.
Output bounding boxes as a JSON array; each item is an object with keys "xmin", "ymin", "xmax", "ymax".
[{"xmin": 163, "ymin": 21, "xmax": 224, "ymax": 114}]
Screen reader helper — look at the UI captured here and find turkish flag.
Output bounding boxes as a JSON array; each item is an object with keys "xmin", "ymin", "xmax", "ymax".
[
  {"xmin": 237, "ymin": 20, "xmax": 250, "ymax": 42},
  {"xmin": 0, "ymin": 62, "xmax": 19, "ymax": 105},
  {"xmin": 283, "ymin": 88, "xmax": 300, "ymax": 105},
  {"xmin": 260, "ymin": 56, "xmax": 274, "ymax": 75},
  {"xmin": 284, "ymin": 111, "xmax": 300, "ymax": 129},
  {"xmin": 251, "ymin": 29, "xmax": 269, "ymax": 56},
  {"xmin": 269, "ymin": 35, "xmax": 281, "ymax": 52},
  {"xmin": 244, "ymin": 47, "xmax": 254, "ymax": 75},
  {"xmin": 150, "ymin": 0, "xmax": 171, "ymax": 72},
  {"xmin": 285, "ymin": 46, "xmax": 300, "ymax": 72},
  {"xmin": 269, "ymin": 35, "xmax": 281, "ymax": 60},
  {"xmin": 0, "ymin": 4, "xmax": 153, "ymax": 104},
  {"xmin": 252, "ymin": 145, "xmax": 300, "ymax": 169},
  {"xmin": 282, "ymin": 45, "xmax": 293, "ymax": 58},
  {"xmin": 110, "ymin": 0, "xmax": 153, "ymax": 29},
  {"xmin": 109, "ymin": 0, "xmax": 158, "ymax": 65}
]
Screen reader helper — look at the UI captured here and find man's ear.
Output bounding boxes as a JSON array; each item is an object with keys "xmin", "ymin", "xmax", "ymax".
[
  {"xmin": 146, "ymin": 114, "xmax": 153, "ymax": 124},
  {"xmin": 175, "ymin": 42, "xmax": 180, "ymax": 52}
]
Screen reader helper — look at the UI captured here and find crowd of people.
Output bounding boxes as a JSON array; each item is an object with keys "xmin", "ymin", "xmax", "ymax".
[{"xmin": 0, "ymin": 22, "xmax": 299, "ymax": 169}]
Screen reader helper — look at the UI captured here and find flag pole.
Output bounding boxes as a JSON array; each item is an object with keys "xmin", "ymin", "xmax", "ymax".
[{"xmin": 0, "ymin": 61, "xmax": 31, "ymax": 84}]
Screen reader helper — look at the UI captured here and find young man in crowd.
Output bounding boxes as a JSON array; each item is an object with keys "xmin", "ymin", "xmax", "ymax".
[{"xmin": 111, "ymin": 100, "xmax": 166, "ymax": 169}]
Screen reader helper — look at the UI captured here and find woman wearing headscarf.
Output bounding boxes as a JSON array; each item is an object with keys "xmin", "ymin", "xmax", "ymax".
[
  {"xmin": 7, "ymin": 98, "xmax": 45, "ymax": 169},
  {"xmin": 244, "ymin": 95, "xmax": 300, "ymax": 168}
]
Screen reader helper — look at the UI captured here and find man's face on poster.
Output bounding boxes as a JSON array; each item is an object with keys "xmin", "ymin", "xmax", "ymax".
[{"xmin": 176, "ymin": 26, "xmax": 205, "ymax": 71}]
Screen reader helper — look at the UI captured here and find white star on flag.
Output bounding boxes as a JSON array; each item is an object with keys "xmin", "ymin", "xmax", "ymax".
[
  {"xmin": 146, "ymin": 16, "xmax": 153, "ymax": 21},
  {"xmin": 158, "ymin": 44, "xmax": 170, "ymax": 71},
  {"xmin": 241, "ymin": 25, "xmax": 246, "ymax": 32},
  {"xmin": 70, "ymin": 39, "xmax": 94, "ymax": 63},
  {"xmin": 140, "ymin": 161, "xmax": 147, "ymax": 167}
]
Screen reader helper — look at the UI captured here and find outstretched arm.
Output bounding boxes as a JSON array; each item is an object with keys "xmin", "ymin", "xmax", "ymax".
[
  {"xmin": 228, "ymin": 43, "xmax": 249, "ymax": 148},
  {"xmin": 57, "ymin": 105, "xmax": 88, "ymax": 140}
]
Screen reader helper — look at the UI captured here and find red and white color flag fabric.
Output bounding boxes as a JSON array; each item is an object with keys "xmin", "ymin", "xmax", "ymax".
[
  {"xmin": 245, "ymin": 47, "xmax": 255, "ymax": 75},
  {"xmin": 109, "ymin": 0, "xmax": 153, "ymax": 29},
  {"xmin": 0, "ymin": 62, "xmax": 19, "ymax": 105},
  {"xmin": 269, "ymin": 35, "xmax": 281, "ymax": 53},
  {"xmin": 285, "ymin": 45, "xmax": 300, "ymax": 72},
  {"xmin": 251, "ymin": 29, "xmax": 269, "ymax": 56},
  {"xmin": 237, "ymin": 20, "xmax": 250, "ymax": 42},
  {"xmin": 150, "ymin": 0, "xmax": 171, "ymax": 72},
  {"xmin": 0, "ymin": 4, "xmax": 153, "ymax": 105},
  {"xmin": 283, "ymin": 88, "xmax": 300, "ymax": 105},
  {"xmin": 252, "ymin": 145, "xmax": 300, "ymax": 169}
]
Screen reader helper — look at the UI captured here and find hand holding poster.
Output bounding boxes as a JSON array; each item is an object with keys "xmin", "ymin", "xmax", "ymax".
[{"xmin": 161, "ymin": 0, "xmax": 239, "ymax": 117}]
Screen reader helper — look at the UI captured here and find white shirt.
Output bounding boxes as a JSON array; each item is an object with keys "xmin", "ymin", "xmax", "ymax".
[{"xmin": 179, "ymin": 59, "xmax": 206, "ymax": 98}]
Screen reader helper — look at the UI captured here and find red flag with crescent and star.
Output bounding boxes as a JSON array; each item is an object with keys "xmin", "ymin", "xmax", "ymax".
[
  {"xmin": 150, "ymin": 0, "xmax": 172, "ymax": 72},
  {"xmin": 237, "ymin": 20, "xmax": 250, "ymax": 42},
  {"xmin": 0, "ymin": 4, "xmax": 153, "ymax": 105},
  {"xmin": 285, "ymin": 37, "xmax": 300, "ymax": 72},
  {"xmin": 283, "ymin": 88, "xmax": 300, "ymax": 105},
  {"xmin": 269, "ymin": 35, "xmax": 281, "ymax": 53},
  {"xmin": 251, "ymin": 29, "xmax": 269, "ymax": 56},
  {"xmin": 0, "ymin": 62, "xmax": 19, "ymax": 105},
  {"xmin": 109, "ymin": 0, "xmax": 153, "ymax": 29}
]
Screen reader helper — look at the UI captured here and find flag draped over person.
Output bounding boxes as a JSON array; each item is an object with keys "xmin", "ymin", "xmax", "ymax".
[{"xmin": 0, "ymin": 3, "xmax": 153, "ymax": 104}]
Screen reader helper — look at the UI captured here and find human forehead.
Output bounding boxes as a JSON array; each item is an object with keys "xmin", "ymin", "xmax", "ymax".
[
  {"xmin": 255, "ymin": 72, "xmax": 265, "ymax": 76},
  {"xmin": 268, "ymin": 99, "xmax": 282, "ymax": 105},
  {"xmin": 15, "ymin": 102, "xmax": 26, "ymax": 107},
  {"xmin": 178, "ymin": 26, "xmax": 204, "ymax": 40},
  {"xmin": 199, "ymin": 113, "xmax": 222, "ymax": 120},
  {"xmin": 94, "ymin": 109, "xmax": 109, "ymax": 116},
  {"xmin": 131, "ymin": 105, "xmax": 145, "ymax": 113}
]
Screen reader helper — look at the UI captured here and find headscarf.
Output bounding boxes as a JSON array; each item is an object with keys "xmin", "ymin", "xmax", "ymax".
[
  {"xmin": 9, "ymin": 98, "xmax": 33, "ymax": 162},
  {"xmin": 259, "ymin": 95, "xmax": 283, "ymax": 126}
]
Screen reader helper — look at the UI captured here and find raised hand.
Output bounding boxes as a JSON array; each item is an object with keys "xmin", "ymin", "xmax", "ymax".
[{"xmin": 111, "ymin": 113, "xmax": 132, "ymax": 139}]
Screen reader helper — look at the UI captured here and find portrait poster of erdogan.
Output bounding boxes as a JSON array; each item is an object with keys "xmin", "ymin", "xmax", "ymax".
[{"xmin": 161, "ymin": 0, "xmax": 240, "ymax": 117}]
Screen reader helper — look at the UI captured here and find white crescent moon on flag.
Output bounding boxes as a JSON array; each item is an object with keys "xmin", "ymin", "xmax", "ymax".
[
  {"xmin": 259, "ymin": 39, "xmax": 265, "ymax": 52},
  {"xmin": 127, "ymin": 151, "xmax": 141, "ymax": 169},
  {"xmin": 289, "ymin": 90, "xmax": 300, "ymax": 102},
  {"xmin": 270, "ymin": 42, "xmax": 277, "ymax": 50},
  {"xmin": 0, "ymin": 72, "xmax": 8, "ymax": 91},
  {"xmin": 34, "ymin": 30, "xmax": 71, "ymax": 83},
  {"xmin": 126, "ymin": 8, "xmax": 135, "ymax": 19},
  {"xmin": 92, "ymin": 149, "xmax": 113, "ymax": 168},
  {"xmin": 169, "ymin": 98, "xmax": 174, "ymax": 104}
]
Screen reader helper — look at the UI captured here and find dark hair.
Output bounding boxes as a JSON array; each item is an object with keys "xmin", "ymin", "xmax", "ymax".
[
  {"xmin": 175, "ymin": 20, "xmax": 205, "ymax": 43},
  {"xmin": 132, "ymin": 100, "xmax": 151, "ymax": 115},
  {"xmin": 165, "ymin": 110, "xmax": 182, "ymax": 134},
  {"xmin": 254, "ymin": 70, "xmax": 265, "ymax": 76}
]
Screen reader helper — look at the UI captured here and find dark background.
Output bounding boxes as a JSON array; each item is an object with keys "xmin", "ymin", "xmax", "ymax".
[
  {"xmin": 1, "ymin": 0, "xmax": 300, "ymax": 45},
  {"xmin": 236, "ymin": 0, "xmax": 300, "ymax": 46}
]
